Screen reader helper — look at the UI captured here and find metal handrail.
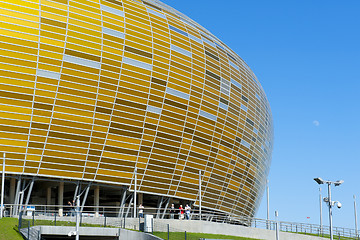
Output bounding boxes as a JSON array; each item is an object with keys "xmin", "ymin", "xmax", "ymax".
[{"xmin": 5, "ymin": 203, "xmax": 359, "ymax": 239}]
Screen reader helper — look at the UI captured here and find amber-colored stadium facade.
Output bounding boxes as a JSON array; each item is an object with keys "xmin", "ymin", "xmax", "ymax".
[{"xmin": 0, "ymin": 0, "xmax": 273, "ymax": 218}]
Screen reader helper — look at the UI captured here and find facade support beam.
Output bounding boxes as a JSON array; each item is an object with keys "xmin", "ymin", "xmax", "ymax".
[
  {"xmin": 73, "ymin": 181, "xmax": 79, "ymax": 202},
  {"xmin": 0, "ymin": 153, "xmax": 5, "ymax": 218},
  {"xmin": 58, "ymin": 181, "xmax": 64, "ymax": 216},
  {"xmin": 161, "ymin": 197, "xmax": 170, "ymax": 219},
  {"xmin": 18, "ymin": 180, "xmax": 25, "ymax": 215},
  {"xmin": 80, "ymin": 182, "xmax": 91, "ymax": 213},
  {"xmin": 118, "ymin": 189, "xmax": 126, "ymax": 218},
  {"xmin": 13, "ymin": 177, "xmax": 21, "ymax": 215},
  {"xmin": 156, "ymin": 196, "xmax": 164, "ymax": 219},
  {"xmin": 24, "ymin": 178, "xmax": 34, "ymax": 212},
  {"xmin": 125, "ymin": 194, "xmax": 133, "ymax": 218}
]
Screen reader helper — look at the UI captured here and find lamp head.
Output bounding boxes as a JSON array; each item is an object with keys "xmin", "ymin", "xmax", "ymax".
[
  {"xmin": 334, "ymin": 180, "xmax": 344, "ymax": 186},
  {"xmin": 314, "ymin": 177, "xmax": 324, "ymax": 185}
]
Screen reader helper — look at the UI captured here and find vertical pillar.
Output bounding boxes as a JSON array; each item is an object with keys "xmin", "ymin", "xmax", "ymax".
[
  {"xmin": 139, "ymin": 193, "xmax": 143, "ymax": 205},
  {"xmin": 1, "ymin": 152, "xmax": 5, "ymax": 218},
  {"xmin": 118, "ymin": 189, "xmax": 126, "ymax": 218},
  {"xmin": 94, "ymin": 185, "xmax": 99, "ymax": 217},
  {"xmin": 80, "ymin": 183, "xmax": 91, "ymax": 212},
  {"xmin": 133, "ymin": 167, "xmax": 137, "ymax": 218},
  {"xmin": 58, "ymin": 182, "xmax": 64, "ymax": 216},
  {"xmin": 47, "ymin": 187, "xmax": 52, "ymax": 211},
  {"xmin": 24, "ymin": 178, "xmax": 34, "ymax": 210},
  {"xmin": 13, "ymin": 178, "xmax": 21, "ymax": 215},
  {"xmin": 9, "ymin": 178, "xmax": 15, "ymax": 216},
  {"xmin": 199, "ymin": 170, "xmax": 202, "ymax": 220},
  {"xmin": 10, "ymin": 178, "xmax": 15, "ymax": 204}
]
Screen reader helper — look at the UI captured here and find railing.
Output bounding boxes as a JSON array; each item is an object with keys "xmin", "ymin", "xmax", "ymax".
[{"xmin": 6, "ymin": 203, "xmax": 359, "ymax": 240}]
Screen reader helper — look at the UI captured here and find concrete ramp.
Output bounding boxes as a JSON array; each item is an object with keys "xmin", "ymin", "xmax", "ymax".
[{"xmin": 21, "ymin": 226, "xmax": 162, "ymax": 240}]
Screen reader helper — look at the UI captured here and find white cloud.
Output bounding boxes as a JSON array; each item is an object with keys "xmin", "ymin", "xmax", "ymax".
[{"xmin": 313, "ymin": 120, "xmax": 320, "ymax": 127}]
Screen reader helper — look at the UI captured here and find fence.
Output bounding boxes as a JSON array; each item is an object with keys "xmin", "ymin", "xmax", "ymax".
[{"xmin": 9, "ymin": 203, "xmax": 360, "ymax": 240}]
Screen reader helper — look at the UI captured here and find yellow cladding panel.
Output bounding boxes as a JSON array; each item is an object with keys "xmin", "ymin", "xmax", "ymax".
[
  {"xmin": 42, "ymin": 0, "xmax": 68, "ymax": 10},
  {"xmin": 0, "ymin": 0, "xmax": 273, "ymax": 219},
  {"xmin": 97, "ymin": 169, "xmax": 133, "ymax": 178}
]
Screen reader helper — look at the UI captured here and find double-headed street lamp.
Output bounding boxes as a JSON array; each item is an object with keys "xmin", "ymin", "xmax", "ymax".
[{"xmin": 314, "ymin": 177, "xmax": 343, "ymax": 240}]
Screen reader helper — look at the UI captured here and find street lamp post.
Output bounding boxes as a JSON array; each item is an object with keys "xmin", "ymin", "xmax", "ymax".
[
  {"xmin": 319, "ymin": 187, "xmax": 322, "ymax": 236},
  {"xmin": 1, "ymin": 153, "xmax": 5, "ymax": 219},
  {"xmin": 354, "ymin": 195, "xmax": 358, "ymax": 239},
  {"xmin": 314, "ymin": 177, "xmax": 343, "ymax": 240},
  {"xmin": 134, "ymin": 167, "xmax": 137, "ymax": 218},
  {"xmin": 199, "ymin": 170, "xmax": 202, "ymax": 220},
  {"xmin": 266, "ymin": 179, "xmax": 270, "ymax": 229}
]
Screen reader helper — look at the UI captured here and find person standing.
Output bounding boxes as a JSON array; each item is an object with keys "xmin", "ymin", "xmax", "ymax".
[
  {"xmin": 138, "ymin": 204, "xmax": 144, "ymax": 218},
  {"xmin": 169, "ymin": 204, "xmax": 175, "ymax": 219},
  {"xmin": 185, "ymin": 204, "xmax": 191, "ymax": 220},
  {"xmin": 179, "ymin": 205, "xmax": 184, "ymax": 220}
]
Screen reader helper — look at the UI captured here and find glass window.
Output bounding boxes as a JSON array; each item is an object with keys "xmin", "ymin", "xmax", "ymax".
[
  {"xmin": 63, "ymin": 55, "xmax": 101, "ymax": 69},
  {"xmin": 166, "ymin": 87, "xmax": 189, "ymax": 100},
  {"xmin": 147, "ymin": 105, "xmax": 162, "ymax": 114},
  {"xmin": 199, "ymin": 110, "xmax": 217, "ymax": 121},
  {"xmin": 241, "ymin": 104, "xmax": 247, "ymax": 112},
  {"xmin": 231, "ymin": 78, "xmax": 242, "ymax": 89},
  {"xmin": 189, "ymin": 34, "xmax": 202, "ymax": 44},
  {"xmin": 219, "ymin": 102, "xmax": 228, "ymax": 110},
  {"xmin": 171, "ymin": 44, "xmax": 191, "ymax": 57},
  {"xmin": 169, "ymin": 25, "xmax": 188, "ymax": 37},
  {"xmin": 241, "ymin": 139, "xmax": 250, "ymax": 148},
  {"xmin": 36, "ymin": 69, "xmax": 60, "ymax": 80},
  {"xmin": 253, "ymin": 128, "xmax": 258, "ymax": 134},
  {"xmin": 122, "ymin": 57, "xmax": 152, "ymax": 71},
  {"xmin": 147, "ymin": 8, "xmax": 166, "ymax": 19},
  {"xmin": 101, "ymin": 4, "xmax": 125, "ymax": 17},
  {"xmin": 102, "ymin": 27, "xmax": 125, "ymax": 39},
  {"xmin": 221, "ymin": 78, "xmax": 230, "ymax": 95},
  {"xmin": 201, "ymin": 37, "xmax": 216, "ymax": 47},
  {"xmin": 215, "ymin": 42, "xmax": 225, "ymax": 50},
  {"xmin": 229, "ymin": 60, "xmax": 239, "ymax": 70}
]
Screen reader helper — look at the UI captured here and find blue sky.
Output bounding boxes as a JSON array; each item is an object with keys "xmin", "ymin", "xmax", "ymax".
[{"xmin": 161, "ymin": 0, "xmax": 360, "ymax": 229}]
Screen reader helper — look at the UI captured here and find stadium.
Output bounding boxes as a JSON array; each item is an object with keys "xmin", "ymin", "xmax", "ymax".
[{"xmin": 0, "ymin": 0, "xmax": 273, "ymax": 220}]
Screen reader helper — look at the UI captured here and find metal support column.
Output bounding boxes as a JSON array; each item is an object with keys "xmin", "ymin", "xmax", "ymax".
[
  {"xmin": 73, "ymin": 181, "xmax": 79, "ymax": 202},
  {"xmin": 199, "ymin": 170, "xmax": 202, "ymax": 220},
  {"xmin": 161, "ymin": 197, "xmax": 170, "ymax": 219},
  {"xmin": 13, "ymin": 177, "xmax": 21, "ymax": 215},
  {"xmin": 0, "ymin": 152, "xmax": 5, "ymax": 218},
  {"xmin": 58, "ymin": 181, "xmax": 64, "ymax": 216},
  {"xmin": 118, "ymin": 189, "xmax": 126, "ymax": 218},
  {"xmin": 156, "ymin": 196, "xmax": 164, "ymax": 219},
  {"xmin": 10, "ymin": 177, "xmax": 15, "ymax": 205},
  {"xmin": 24, "ymin": 178, "xmax": 34, "ymax": 211},
  {"xmin": 94, "ymin": 185, "xmax": 99, "ymax": 217},
  {"xmin": 125, "ymin": 194, "xmax": 133, "ymax": 218},
  {"xmin": 18, "ymin": 181, "xmax": 25, "ymax": 215},
  {"xmin": 80, "ymin": 182, "xmax": 91, "ymax": 213},
  {"xmin": 46, "ymin": 186, "xmax": 51, "ymax": 213},
  {"xmin": 133, "ymin": 167, "xmax": 137, "ymax": 218}
]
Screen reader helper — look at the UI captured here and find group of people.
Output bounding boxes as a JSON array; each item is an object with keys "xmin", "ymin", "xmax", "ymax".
[
  {"xmin": 169, "ymin": 204, "xmax": 191, "ymax": 220},
  {"xmin": 138, "ymin": 203, "xmax": 192, "ymax": 220}
]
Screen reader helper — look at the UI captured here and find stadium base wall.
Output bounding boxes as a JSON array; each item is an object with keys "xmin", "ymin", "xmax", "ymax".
[{"xmin": 152, "ymin": 219, "xmax": 328, "ymax": 240}]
